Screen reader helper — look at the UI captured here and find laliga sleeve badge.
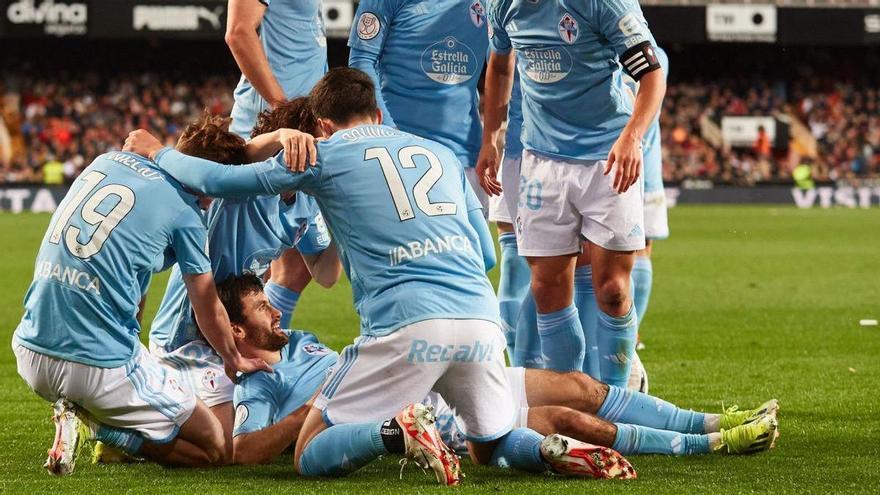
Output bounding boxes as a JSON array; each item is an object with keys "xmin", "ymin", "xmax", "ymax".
[
  {"xmin": 469, "ymin": 1, "xmax": 486, "ymax": 28},
  {"xmin": 357, "ymin": 12, "xmax": 381, "ymax": 41},
  {"xmin": 558, "ymin": 13, "xmax": 579, "ymax": 45},
  {"xmin": 234, "ymin": 404, "xmax": 249, "ymax": 430}
]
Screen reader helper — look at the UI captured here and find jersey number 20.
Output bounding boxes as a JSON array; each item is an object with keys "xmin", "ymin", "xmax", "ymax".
[
  {"xmin": 365, "ymin": 146, "xmax": 457, "ymax": 221},
  {"xmin": 48, "ymin": 170, "xmax": 135, "ymax": 259}
]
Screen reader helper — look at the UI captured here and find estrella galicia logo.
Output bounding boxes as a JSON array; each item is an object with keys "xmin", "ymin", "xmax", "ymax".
[
  {"xmin": 468, "ymin": 1, "xmax": 485, "ymax": 28},
  {"xmin": 558, "ymin": 13, "xmax": 579, "ymax": 44},
  {"xmin": 243, "ymin": 248, "xmax": 282, "ymax": 277},
  {"xmin": 303, "ymin": 344, "xmax": 329, "ymax": 356},
  {"xmin": 421, "ymin": 37, "xmax": 478, "ymax": 85},
  {"xmin": 521, "ymin": 47, "xmax": 573, "ymax": 84}
]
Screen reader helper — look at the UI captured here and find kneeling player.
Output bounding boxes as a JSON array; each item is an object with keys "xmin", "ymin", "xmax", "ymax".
[
  {"xmin": 216, "ymin": 274, "xmax": 777, "ymax": 467},
  {"xmin": 13, "ymin": 148, "xmax": 270, "ymax": 475}
]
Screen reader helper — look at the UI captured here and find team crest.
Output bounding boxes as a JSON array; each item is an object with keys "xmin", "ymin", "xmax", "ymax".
[
  {"xmin": 356, "ymin": 12, "xmax": 381, "ymax": 41},
  {"xmin": 558, "ymin": 13, "xmax": 579, "ymax": 45},
  {"xmin": 303, "ymin": 344, "xmax": 329, "ymax": 356},
  {"xmin": 202, "ymin": 369, "xmax": 220, "ymax": 391},
  {"xmin": 469, "ymin": 1, "xmax": 485, "ymax": 27}
]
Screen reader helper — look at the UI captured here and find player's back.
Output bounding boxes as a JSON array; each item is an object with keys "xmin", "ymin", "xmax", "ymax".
[
  {"xmin": 303, "ymin": 125, "xmax": 497, "ymax": 336},
  {"xmin": 15, "ymin": 152, "xmax": 208, "ymax": 368}
]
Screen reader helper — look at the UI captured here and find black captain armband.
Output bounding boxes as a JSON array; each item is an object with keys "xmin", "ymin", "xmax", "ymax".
[{"xmin": 621, "ymin": 41, "xmax": 661, "ymax": 81}]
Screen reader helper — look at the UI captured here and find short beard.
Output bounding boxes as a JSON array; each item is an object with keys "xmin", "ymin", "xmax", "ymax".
[{"xmin": 260, "ymin": 329, "xmax": 289, "ymax": 352}]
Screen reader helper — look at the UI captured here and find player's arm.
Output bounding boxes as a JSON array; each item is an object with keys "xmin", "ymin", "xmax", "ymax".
[
  {"xmin": 233, "ymin": 403, "xmax": 311, "ymax": 465},
  {"xmin": 123, "ymin": 129, "xmax": 318, "ymax": 197},
  {"xmin": 598, "ymin": 0, "xmax": 666, "ymax": 193},
  {"xmin": 225, "ymin": 0, "xmax": 286, "ymax": 107},
  {"xmin": 461, "ymin": 164, "xmax": 496, "ymax": 271},
  {"xmin": 300, "ymin": 242, "xmax": 341, "ymax": 288},
  {"xmin": 245, "ymin": 128, "xmax": 318, "ymax": 164},
  {"xmin": 184, "ymin": 272, "xmax": 272, "ymax": 380},
  {"xmin": 476, "ymin": 12, "xmax": 516, "ymax": 196},
  {"xmin": 347, "ymin": 2, "xmax": 397, "ymax": 127}
]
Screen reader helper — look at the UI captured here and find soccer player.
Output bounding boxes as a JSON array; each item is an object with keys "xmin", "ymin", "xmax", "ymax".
[
  {"xmin": 478, "ymin": 1, "xmax": 666, "ymax": 384},
  {"xmin": 124, "ymin": 68, "xmax": 638, "ymax": 483},
  {"xmin": 225, "ymin": 0, "xmax": 329, "ymax": 328},
  {"xmin": 216, "ymin": 273, "xmax": 777, "ymax": 465},
  {"xmin": 147, "ymin": 109, "xmax": 339, "ymax": 462},
  {"xmin": 486, "ymin": 70, "xmax": 537, "ymax": 365},
  {"xmin": 348, "ymin": 0, "xmax": 491, "ymax": 209},
  {"xmin": 628, "ymin": 46, "xmax": 671, "ymax": 348},
  {"xmin": 12, "ymin": 148, "xmax": 271, "ymax": 475}
]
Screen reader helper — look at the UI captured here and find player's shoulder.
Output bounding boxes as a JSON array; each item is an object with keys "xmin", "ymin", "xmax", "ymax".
[{"xmin": 90, "ymin": 151, "xmax": 198, "ymax": 204}]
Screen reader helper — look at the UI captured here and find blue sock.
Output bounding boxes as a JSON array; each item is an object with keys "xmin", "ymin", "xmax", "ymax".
[
  {"xmin": 497, "ymin": 233, "xmax": 532, "ymax": 361},
  {"xmin": 632, "ymin": 256, "xmax": 653, "ymax": 326},
  {"xmin": 573, "ymin": 265, "xmax": 601, "ymax": 380},
  {"xmin": 96, "ymin": 425, "xmax": 144, "ymax": 455},
  {"xmin": 298, "ymin": 423, "xmax": 387, "ymax": 477},
  {"xmin": 489, "ymin": 428, "xmax": 545, "ymax": 472},
  {"xmin": 598, "ymin": 385, "xmax": 706, "ymax": 434},
  {"xmin": 264, "ymin": 281, "xmax": 300, "ymax": 328},
  {"xmin": 513, "ymin": 291, "xmax": 543, "ymax": 368},
  {"xmin": 612, "ymin": 423, "xmax": 710, "ymax": 456},
  {"xmin": 596, "ymin": 306, "xmax": 638, "ymax": 387},
  {"xmin": 536, "ymin": 304, "xmax": 585, "ymax": 372}
]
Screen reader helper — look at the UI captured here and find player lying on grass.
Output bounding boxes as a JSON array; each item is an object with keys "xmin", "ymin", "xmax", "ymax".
[
  {"xmin": 125, "ymin": 67, "xmax": 639, "ymax": 484},
  {"xmin": 12, "ymin": 145, "xmax": 272, "ymax": 475},
  {"xmin": 211, "ymin": 274, "xmax": 778, "ymax": 466},
  {"xmin": 141, "ymin": 108, "xmax": 339, "ymax": 463}
]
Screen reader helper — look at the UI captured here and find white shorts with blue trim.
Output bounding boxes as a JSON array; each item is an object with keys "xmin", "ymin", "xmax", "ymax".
[
  {"xmin": 488, "ymin": 155, "xmax": 523, "ymax": 225},
  {"xmin": 314, "ymin": 319, "xmax": 515, "ymax": 443},
  {"xmin": 517, "ymin": 150, "xmax": 646, "ymax": 255},
  {"xmin": 464, "ymin": 167, "xmax": 490, "ymax": 217},
  {"xmin": 150, "ymin": 340, "xmax": 234, "ymax": 408},
  {"xmin": 644, "ymin": 189, "xmax": 669, "ymax": 240},
  {"xmin": 14, "ymin": 343, "xmax": 195, "ymax": 443}
]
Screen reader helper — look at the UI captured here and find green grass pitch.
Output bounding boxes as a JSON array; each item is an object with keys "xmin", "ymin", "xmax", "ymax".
[{"xmin": 1, "ymin": 206, "xmax": 878, "ymax": 493}]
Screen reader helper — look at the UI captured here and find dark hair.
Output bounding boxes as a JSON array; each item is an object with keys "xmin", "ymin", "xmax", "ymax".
[
  {"xmin": 216, "ymin": 274, "xmax": 265, "ymax": 325},
  {"xmin": 176, "ymin": 111, "xmax": 248, "ymax": 164},
  {"xmin": 309, "ymin": 67, "xmax": 377, "ymax": 124},
  {"xmin": 251, "ymin": 97, "xmax": 318, "ymax": 138}
]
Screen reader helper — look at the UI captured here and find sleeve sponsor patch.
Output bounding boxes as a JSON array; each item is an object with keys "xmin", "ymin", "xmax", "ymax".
[
  {"xmin": 234, "ymin": 404, "xmax": 249, "ymax": 430},
  {"xmin": 356, "ymin": 12, "xmax": 381, "ymax": 41}
]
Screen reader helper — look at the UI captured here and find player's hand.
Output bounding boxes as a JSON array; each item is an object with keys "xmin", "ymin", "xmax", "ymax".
[
  {"xmin": 476, "ymin": 142, "xmax": 503, "ymax": 196},
  {"xmin": 278, "ymin": 129, "xmax": 317, "ymax": 173},
  {"xmin": 604, "ymin": 133, "xmax": 643, "ymax": 194},
  {"xmin": 224, "ymin": 355, "xmax": 273, "ymax": 383},
  {"xmin": 123, "ymin": 129, "xmax": 164, "ymax": 161}
]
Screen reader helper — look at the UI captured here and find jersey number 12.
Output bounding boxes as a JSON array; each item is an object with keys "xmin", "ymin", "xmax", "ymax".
[
  {"xmin": 48, "ymin": 170, "xmax": 135, "ymax": 259},
  {"xmin": 365, "ymin": 145, "xmax": 457, "ymax": 221}
]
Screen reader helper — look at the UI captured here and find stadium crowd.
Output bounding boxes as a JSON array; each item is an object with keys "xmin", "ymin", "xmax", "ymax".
[{"xmin": 2, "ymin": 68, "xmax": 879, "ymax": 185}]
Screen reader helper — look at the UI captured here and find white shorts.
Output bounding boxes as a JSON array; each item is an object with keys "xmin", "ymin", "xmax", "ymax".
[
  {"xmin": 517, "ymin": 150, "xmax": 646, "ymax": 255},
  {"xmin": 315, "ymin": 319, "xmax": 515, "ymax": 442},
  {"xmin": 644, "ymin": 189, "xmax": 669, "ymax": 241},
  {"xmin": 427, "ymin": 366, "xmax": 528, "ymax": 453},
  {"xmin": 464, "ymin": 167, "xmax": 490, "ymax": 216},
  {"xmin": 14, "ymin": 343, "xmax": 195, "ymax": 443},
  {"xmin": 488, "ymin": 155, "xmax": 523, "ymax": 225},
  {"xmin": 150, "ymin": 340, "xmax": 234, "ymax": 408}
]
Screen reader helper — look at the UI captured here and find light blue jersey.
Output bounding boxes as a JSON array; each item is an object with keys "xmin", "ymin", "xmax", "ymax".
[
  {"xmin": 230, "ymin": 0, "xmax": 327, "ymax": 138},
  {"xmin": 152, "ymin": 124, "xmax": 499, "ymax": 336},
  {"xmin": 348, "ymin": 0, "xmax": 488, "ymax": 167},
  {"xmin": 233, "ymin": 330, "xmax": 337, "ymax": 436},
  {"xmin": 14, "ymin": 152, "xmax": 211, "ymax": 368},
  {"xmin": 150, "ymin": 193, "xmax": 330, "ymax": 351},
  {"xmin": 489, "ymin": 0, "xmax": 658, "ymax": 161},
  {"xmin": 504, "ymin": 69, "xmax": 524, "ymax": 159}
]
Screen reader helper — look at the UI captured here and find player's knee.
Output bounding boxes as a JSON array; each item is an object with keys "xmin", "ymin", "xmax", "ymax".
[
  {"xmin": 203, "ymin": 433, "xmax": 228, "ymax": 466},
  {"xmin": 570, "ymin": 372, "xmax": 606, "ymax": 412},
  {"xmin": 596, "ymin": 277, "xmax": 630, "ymax": 314},
  {"xmin": 530, "ymin": 278, "xmax": 570, "ymax": 312}
]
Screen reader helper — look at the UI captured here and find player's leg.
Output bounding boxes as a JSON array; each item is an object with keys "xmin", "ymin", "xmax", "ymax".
[
  {"xmin": 512, "ymin": 290, "xmax": 543, "ymax": 367},
  {"xmin": 632, "ymin": 241, "xmax": 653, "ymax": 329},
  {"xmin": 296, "ymin": 323, "xmax": 458, "ymax": 482},
  {"xmin": 574, "ymin": 245, "xmax": 601, "ymax": 379},
  {"xmin": 265, "ymin": 248, "xmax": 311, "ymax": 328},
  {"xmin": 489, "ymin": 155, "xmax": 532, "ymax": 361},
  {"xmin": 138, "ymin": 401, "xmax": 226, "ymax": 467},
  {"xmin": 518, "ymin": 151, "xmax": 590, "ymax": 372}
]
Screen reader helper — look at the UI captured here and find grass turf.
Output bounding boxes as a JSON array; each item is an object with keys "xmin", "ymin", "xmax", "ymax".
[{"xmin": 0, "ymin": 205, "xmax": 878, "ymax": 493}]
